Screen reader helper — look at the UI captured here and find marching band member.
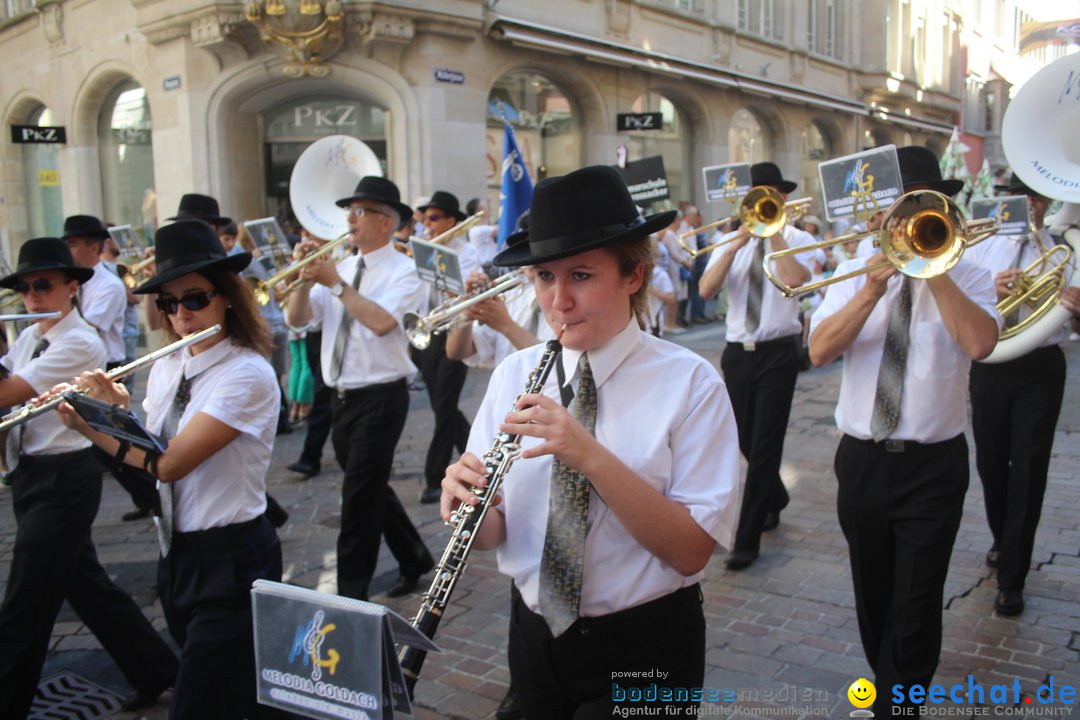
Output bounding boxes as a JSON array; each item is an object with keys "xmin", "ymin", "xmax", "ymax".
[
  {"xmin": 966, "ymin": 172, "xmax": 1080, "ymax": 615},
  {"xmin": 0, "ymin": 237, "xmax": 177, "ymax": 719},
  {"xmin": 285, "ymin": 176, "xmax": 434, "ymax": 601},
  {"xmin": 808, "ymin": 147, "xmax": 1000, "ymax": 716},
  {"xmin": 57, "ymin": 220, "xmax": 295, "ymax": 719},
  {"xmin": 415, "ymin": 191, "xmax": 480, "ymax": 505},
  {"xmin": 442, "ymin": 166, "xmax": 740, "ymax": 719},
  {"xmin": 698, "ymin": 162, "xmax": 814, "ymax": 569}
]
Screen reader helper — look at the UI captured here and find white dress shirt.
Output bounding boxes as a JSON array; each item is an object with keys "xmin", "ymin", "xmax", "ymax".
[
  {"xmin": 468, "ymin": 318, "xmax": 741, "ymax": 616},
  {"xmin": 308, "ymin": 243, "xmax": 426, "ymax": 390},
  {"xmin": 705, "ymin": 225, "xmax": 815, "ymax": 343},
  {"xmin": 647, "ymin": 265, "xmax": 674, "ymax": 335},
  {"xmin": 468, "ymin": 224, "xmax": 499, "ymax": 268},
  {"xmin": 79, "ymin": 261, "xmax": 127, "ymax": 363},
  {"xmin": 142, "ymin": 337, "xmax": 277, "ymax": 532},
  {"xmin": 809, "ymin": 257, "xmax": 1001, "ymax": 443},
  {"xmin": 463, "ymin": 278, "xmax": 556, "ymax": 369},
  {"xmin": 2, "ymin": 309, "xmax": 105, "ymax": 455},
  {"xmin": 965, "ymin": 227, "xmax": 1075, "ymax": 348}
]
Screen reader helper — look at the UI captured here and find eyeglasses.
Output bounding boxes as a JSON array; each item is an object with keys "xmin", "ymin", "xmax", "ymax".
[
  {"xmin": 14, "ymin": 278, "xmax": 58, "ymax": 295},
  {"xmin": 347, "ymin": 205, "xmax": 387, "ymax": 219},
  {"xmin": 423, "ymin": 213, "xmax": 447, "ymax": 223},
  {"xmin": 155, "ymin": 290, "xmax": 218, "ymax": 315}
]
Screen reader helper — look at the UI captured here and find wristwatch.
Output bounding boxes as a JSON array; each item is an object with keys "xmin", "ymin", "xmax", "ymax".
[{"xmin": 329, "ymin": 281, "xmax": 346, "ymax": 297}]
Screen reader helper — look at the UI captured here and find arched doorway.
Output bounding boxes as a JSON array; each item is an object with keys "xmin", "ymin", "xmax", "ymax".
[
  {"xmin": 98, "ymin": 80, "xmax": 155, "ymax": 239},
  {"xmin": 22, "ymin": 104, "xmax": 63, "ymax": 238},
  {"xmin": 729, "ymin": 108, "xmax": 771, "ymax": 164},
  {"xmin": 627, "ymin": 92, "xmax": 691, "ymax": 206}
]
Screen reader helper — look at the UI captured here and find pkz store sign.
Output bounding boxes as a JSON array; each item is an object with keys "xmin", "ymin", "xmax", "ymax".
[
  {"xmin": 290, "ymin": 103, "xmax": 362, "ymax": 130},
  {"xmin": 617, "ymin": 112, "xmax": 663, "ymax": 131},
  {"xmin": 11, "ymin": 125, "xmax": 67, "ymax": 144}
]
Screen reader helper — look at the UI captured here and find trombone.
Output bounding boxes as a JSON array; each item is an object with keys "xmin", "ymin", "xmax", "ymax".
[
  {"xmin": 402, "ymin": 270, "xmax": 525, "ymax": 350},
  {"xmin": 677, "ymin": 187, "xmax": 813, "ymax": 258},
  {"xmin": 120, "ymin": 253, "xmax": 155, "ymax": 289},
  {"xmin": 762, "ymin": 190, "xmax": 999, "ymax": 298}
]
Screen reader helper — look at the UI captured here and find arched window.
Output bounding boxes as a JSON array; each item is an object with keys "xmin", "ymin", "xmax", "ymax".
[
  {"xmin": 801, "ymin": 121, "xmax": 831, "ymax": 213},
  {"xmin": 863, "ymin": 127, "xmax": 892, "ymax": 150},
  {"xmin": 627, "ymin": 92, "xmax": 691, "ymax": 205},
  {"xmin": 98, "ymin": 81, "xmax": 155, "ymax": 232},
  {"xmin": 23, "ymin": 105, "xmax": 63, "ymax": 238},
  {"xmin": 487, "ymin": 71, "xmax": 581, "ymax": 191},
  {"xmin": 263, "ymin": 96, "xmax": 388, "ymax": 216},
  {"xmin": 729, "ymin": 109, "xmax": 771, "ymax": 164}
]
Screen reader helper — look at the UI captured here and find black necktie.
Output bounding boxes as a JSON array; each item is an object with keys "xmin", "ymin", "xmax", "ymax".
[
  {"xmin": 5, "ymin": 338, "xmax": 51, "ymax": 472},
  {"xmin": 155, "ymin": 372, "xmax": 193, "ymax": 556}
]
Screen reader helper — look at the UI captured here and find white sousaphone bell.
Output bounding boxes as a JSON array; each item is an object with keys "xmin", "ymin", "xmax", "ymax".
[{"xmin": 988, "ymin": 52, "xmax": 1080, "ymax": 363}]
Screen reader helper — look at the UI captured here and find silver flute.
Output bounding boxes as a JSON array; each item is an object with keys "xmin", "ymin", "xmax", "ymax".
[
  {"xmin": 399, "ymin": 337, "xmax": 563, "ymax": 694},
  {"xmin": 0, "ymin": 324, "xmax": 222, "ymax": 433}
]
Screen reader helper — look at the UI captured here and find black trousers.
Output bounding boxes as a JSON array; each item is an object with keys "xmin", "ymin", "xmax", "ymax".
[
  {"xmin": 970, "ymin": 345, "xmax": 1066, "ymax": 592},
  {"xmin": 330, "ymin": 379, "xmax": 431, "ymax": 599},
  {"xmin": 413, "ymin": 334, "xmax": 470, "ymax": 490},
  {"xmin": 158, "ymin": 515, "xmax": 296, "ymax": 720},
  {"xmin": 508, "ymin": 584, "xmax": 704, "ymax": 720},
  {"xmin": 0, "ymin": 450, "xmax": 178, "ymax": 720},
  {"xmin": 835, "ymin": 433, "xmax": 968, "ymax": 716},
  {"xmin": 719, "ymin": 337, "xmax": 798, "ymax": 552},
  {"xmin": 297, "ymin": 330, "xmax": 333, "ymax": 468}
]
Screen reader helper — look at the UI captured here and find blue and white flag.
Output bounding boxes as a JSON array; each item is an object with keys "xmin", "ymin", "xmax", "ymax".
[{"xmin": 497, "ymin": 119, "xmax": 533, "ymax": 250}]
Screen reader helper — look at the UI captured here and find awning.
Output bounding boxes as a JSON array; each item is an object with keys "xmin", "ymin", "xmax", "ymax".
[{"xmin": 489, "ymin": 17, "xmax": 954, "ymax": 134}]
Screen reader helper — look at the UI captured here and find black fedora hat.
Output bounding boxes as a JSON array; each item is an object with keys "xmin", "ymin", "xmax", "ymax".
[
  {"xmin": 751, "ymin": 162, "xmax": 798, "ymax": 194},
  {"xmin": 994, "ymin": 171, "xmax": 1041, "ymax": 197},
  {"xmin": 493, "ymin": 165, "xmax": 676, "ymax": 267},
  {"xmin": 0, "ymin": 237, "xmax": 94, "ymax": 289},
  {"xmin": 897, "ymin": 146, "xmax": 964, "ymax": 197},
  {"xmin": 61, "ymin": 215, "xmax": 110, "ymax": 241},
  {"xmin": 417, "ymin": 191, "xmax": 467, "ymax": 222},
  {"xmin": 334, "ymin": 176, "xmax": 413, "ymax": 221},
  {"xmin": 167, "ymin": 193, "xmax": 232, "ymax": 226},
  {"xmin": 133, "ymin": 220, "xmax": 250, "ymax": 294}
]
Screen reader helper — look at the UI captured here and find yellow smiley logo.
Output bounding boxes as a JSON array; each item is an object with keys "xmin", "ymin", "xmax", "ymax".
[{"xmin": 848, "ymin": 678, "xmax": 876, "ymax": 709}]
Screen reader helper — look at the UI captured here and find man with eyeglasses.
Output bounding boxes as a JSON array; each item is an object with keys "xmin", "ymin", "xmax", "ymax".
[
  {"xmin": 286, "ymin": 176, "xmax": 435, "ymax": 602},
  {"xmin": 413, "ymin": 191, "xmax": 480, "ymax": 510}
]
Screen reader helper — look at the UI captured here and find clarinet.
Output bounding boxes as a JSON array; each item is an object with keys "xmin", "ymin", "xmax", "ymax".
[{"xmin": 399, "ymin": 338, "xmax": 562, "ymax": 694}]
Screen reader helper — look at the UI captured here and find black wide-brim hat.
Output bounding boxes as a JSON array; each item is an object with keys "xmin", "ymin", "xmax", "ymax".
[
  {"xmin": 61, "ymin": 214, "xmax": 110, "ymax": 240},
  {"xmin": 493, "ymin": 165, "xmax": 676, "ymax": 267},
  {"xmin": 334, "ymin": 176, "xmax": 413, "ymax": 221},
  {"xmin": 417, "ymin": 190, "xmax": 467, "ymax": 222},
  {"xmin": 167, "ymin": 193, "xmax": 232, "ymax": 226},
  {"xmin": 994, "ymin": 171, "xmax": 1040, "ymax": 197},
  {"xmin": 0, "ymin": 237, "xmax": 94, "ymax": 288},
  {"xmin": 897, "ymin": 146, "xmax": 964, "ymax": 197},
  {"xmin": 133, "ymin": 219, "xmax": 251, "ymax": 294},
  {"xmin": 751, "ymin": 162, "xmax": 798, "ymax": 194}
]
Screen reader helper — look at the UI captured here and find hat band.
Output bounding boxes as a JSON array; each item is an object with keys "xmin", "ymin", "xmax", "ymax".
[
  {"xmin": 528, "ymin": 216, "xmax": 647, "ymax": 257},
  {"xmin": 156, "ymin": 251, "xmax": 229, "ymax": 274}
]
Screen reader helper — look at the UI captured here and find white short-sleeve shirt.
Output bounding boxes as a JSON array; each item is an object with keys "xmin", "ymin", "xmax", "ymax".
[
  {"xmin": 463, "ymin": 278, "xmax": 556, "ymax": 369},
  {"xmin": 467, "ymin": 318, "xmax": 741, "ymax": 616},
  {"xmin": 142, "ymin": 337, "xmax": 278, "ymax": 532},
  {"xmin": 80, "ymin": 262, "xmax": 127, "ymax": 363}
]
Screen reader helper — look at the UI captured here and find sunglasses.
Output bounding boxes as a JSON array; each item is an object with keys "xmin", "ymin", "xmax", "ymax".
[
  {"xmin": 423, "ymin": 213, "xmax": 447, "ymax": 223},
  {"xmin": 14, "ymin": 278, "xmax": 59, "ymax": 295},
  {"xmin": 155, "ymin": 290, "xmax": 218, "ymax": 315},
  {"xmin": 347, "ymin": 206, "xmax": 387, "ymax": 218}
]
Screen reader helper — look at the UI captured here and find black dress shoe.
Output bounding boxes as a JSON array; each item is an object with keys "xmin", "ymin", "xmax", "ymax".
[
  {"xmin": 121, "ymin": 507, "xmax": 152, "ymax": 522},
  {"xmin": 724, "ymin": 549, "xmax": 758, "ymax": 571},
  {"xmin": 419, "ymin": 486, "xmax": 442, "ymax": 504},
  {"xmin": 120, "ymin": 686, "xmax": 167, "ymax": 711},
  {"xmin": 386, "ymin": 574, "xmax": 421, "ymax": 598},
  {"xmin": 994, "ymin": 590, "xmax": 1024, "ymax": 616},
  {"xmin": 287, "ymin": 459, "xmax": 320, "ymax": 477},
  {"xmin": 985, "ymin": 548, "xmax": 1000, "ymax": 569},
  {"xmin": 496, "ymin": 687, "xmax": 523, "ymax": 720},
  {"xmin": 762, "ymin": 511, "xmax": 780, "ymax": 531}
]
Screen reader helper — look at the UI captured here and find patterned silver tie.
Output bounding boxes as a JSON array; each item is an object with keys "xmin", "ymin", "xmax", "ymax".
[
  {"xmin": 5, "ymin": 338, "xmax": 50, "ymax": 473},
  {"xmin": 329, "ymin": 258, "xmax": 364, "ymax": 384},
  {"xmin": 155, "ymin": 372, "xmax": 192, "ymax": 557},
  {"xmin": 870, "ymin": 276, "xmax": 912, "ymax": 442},
  {"xmin": 539, "ymin": 354, "xmax": 597, "ymax": 637},
  {"xmin": 745, "ymin": 239, "xmax": 766, "ymax": 334}
]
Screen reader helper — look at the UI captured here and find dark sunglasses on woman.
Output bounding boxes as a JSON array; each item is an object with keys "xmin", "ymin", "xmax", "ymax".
[
  {"xmin": 13, "ymin": 278, "xmax": 59, "ymax": 295},
  {"xmin": 155, "ymin": 290, "xmax": 217, "ymax": 315}
]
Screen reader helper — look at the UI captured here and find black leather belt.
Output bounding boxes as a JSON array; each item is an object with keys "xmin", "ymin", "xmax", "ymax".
[
  {"xmin": 333, "ymin": 378, "xmax": 406, "ymax": 401},
  {"xmin": 728, "ymin": 334, "xmax": 799, "ymax": 352}
]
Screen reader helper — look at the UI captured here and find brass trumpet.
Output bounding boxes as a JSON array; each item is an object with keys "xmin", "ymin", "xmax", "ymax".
[
  {"xmin": 121, "ymin": 254, "xmax": 156, "ymax": 289},
  {"xmin": 762, "ymin": 190, "xmax": 998, "ymax": 297},
  {"xmin": 678, "ymin": 187, "xmax": 812, "ymax": 258},
  {"xmin": 250, "ymin": 233, "xmax": 350, "ymax": 306},
  {"xmin": 402, "ymin": 271, "xmax": 525, "ymax": 350}
]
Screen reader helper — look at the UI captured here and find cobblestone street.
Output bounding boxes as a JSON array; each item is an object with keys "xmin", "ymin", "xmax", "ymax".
[{"xmin": 3, "ymin": 325, "xmax": 1078, "ymax": 719}]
